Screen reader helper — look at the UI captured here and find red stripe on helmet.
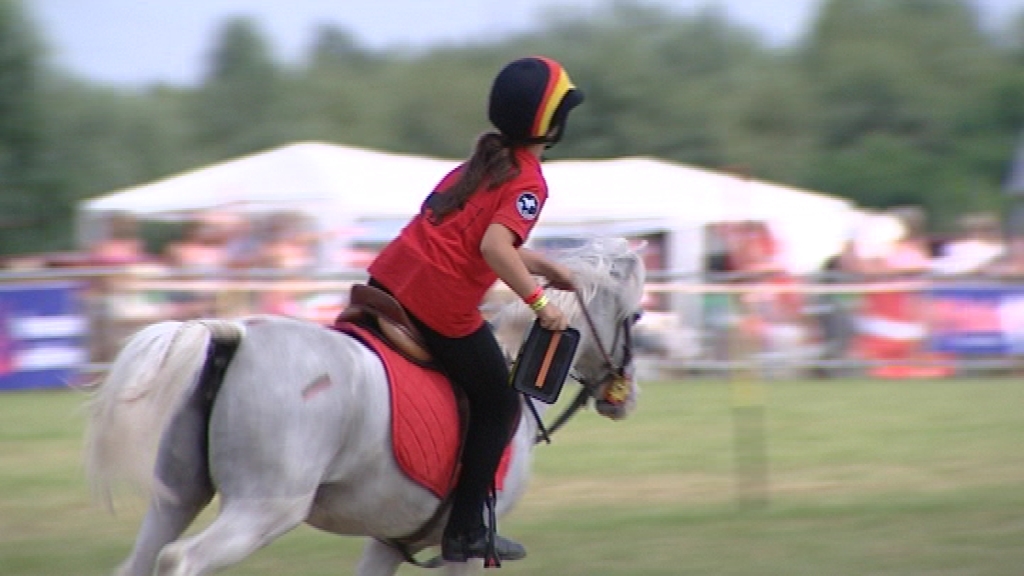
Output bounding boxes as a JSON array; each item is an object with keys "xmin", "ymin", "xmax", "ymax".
[{"xmin": 530, "ymin": 56, "xmax": 564, "ymax": 139}]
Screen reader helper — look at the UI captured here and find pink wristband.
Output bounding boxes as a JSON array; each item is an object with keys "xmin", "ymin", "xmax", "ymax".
[{"xmin": 523, "ymin": 286, "xmax": 544, "ymax": 305}]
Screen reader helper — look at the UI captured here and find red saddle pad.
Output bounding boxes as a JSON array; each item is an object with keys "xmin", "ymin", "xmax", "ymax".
[{"xmin": 336, "ymin": 322, "xmax": 515, "ymax": 499}]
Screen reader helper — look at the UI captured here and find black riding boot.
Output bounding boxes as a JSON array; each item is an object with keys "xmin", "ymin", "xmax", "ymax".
[
  {"xmin": 441, "ymin": 528, "xmax": 527, "ymax": 563},
  {"xmin": 442, "ymin": 489, "xmax": 526, "ymax": 565}
]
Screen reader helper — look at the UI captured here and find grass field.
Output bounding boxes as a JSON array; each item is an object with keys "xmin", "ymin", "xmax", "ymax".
[{"xmin": 2, "ymin": 379, "xmax": 1024, "ymax": 575}]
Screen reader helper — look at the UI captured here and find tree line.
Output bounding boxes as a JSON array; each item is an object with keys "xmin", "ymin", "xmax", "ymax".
[{"xmin": 2, "ymin": 0, "xmax": 1024, "ymax": 255}]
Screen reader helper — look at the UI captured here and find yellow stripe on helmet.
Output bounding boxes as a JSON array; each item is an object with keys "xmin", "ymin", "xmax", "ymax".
[{"xmin": 532, "ymin": 65, "xmax": 576, "ymax": 139}]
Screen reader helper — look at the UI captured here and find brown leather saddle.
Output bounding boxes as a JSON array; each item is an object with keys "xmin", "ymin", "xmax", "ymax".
[{"xmin": 335, "ymin": 284, "xmax": 434, "ymax": 365}]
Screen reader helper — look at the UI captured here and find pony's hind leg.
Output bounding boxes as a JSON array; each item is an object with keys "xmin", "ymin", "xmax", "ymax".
[
  {"xmin": 155, "ymin": 494, "xmax": 313, "ymax": 576},
  {"xmin": 118, "ymin": 387, "xmax": 218, "ymax": 576},
  {"xmin": 115, "ymin": 492, "xmax": 211, "ymax": 576}
]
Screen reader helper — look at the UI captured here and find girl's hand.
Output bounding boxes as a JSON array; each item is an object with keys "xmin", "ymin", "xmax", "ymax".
[{"xmin": 536, "ymin": 301, "xmax": 569, "ymax": 331}]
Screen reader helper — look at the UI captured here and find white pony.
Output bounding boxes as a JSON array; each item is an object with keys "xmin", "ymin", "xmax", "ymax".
[{"xmin": 85, "ymin": 238, "xmax": 645, "ymax": 576}]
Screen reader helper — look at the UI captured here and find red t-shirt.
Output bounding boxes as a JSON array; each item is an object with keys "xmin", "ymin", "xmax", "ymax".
[{"xmin": 368, "ymin": 147, "xmax": 547, "ymax": 337}]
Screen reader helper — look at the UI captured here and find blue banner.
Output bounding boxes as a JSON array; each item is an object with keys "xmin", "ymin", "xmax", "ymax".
[
  {"xmin": 0, "ymin": 283, "xmax": 87, "ymax": 391},
  {"xmin": 927, "ymin": 285, "xmax": 1024, "ymax": 356}
]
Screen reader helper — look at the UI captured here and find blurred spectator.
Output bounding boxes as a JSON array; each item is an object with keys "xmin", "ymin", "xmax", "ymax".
[
  {"xmin": 160, "ymin": 212, "xmax": 233, "ymax": 318},
  {"xmin": 985, "ymin": 236, "xmax": 1024, "ymax": 278},
  {"xmin": 853, "ymin": 207, "xmax": 948, "ymax": 378},
  {"xmin": 812, "ymin": 240, "xmax": 858, "ymax": 378},
  {"xmin": 256, "ymin": 211, "xmax": 317, "ymax": 271},
  {"xmin": 847, "ymin": 213, "xmax": 906, "ymax": 275},
  {"xmin": 219, "ymin": 213, "xmax": 263, "ymax": 270},
  {"xmin": 86, "ymin": 212, "xmax": 157, "ymax": 362},
  {"xmin": 702, "ymin": 223, "xmax": 738, "ymax": 366},
  {"xmin": 885, "ymin": 206, "xmax": 931, "ymax": 276},
  {"xmin": 255, "ymin": 212, "xmax": 318, "ymax": 316},
  {"xmin": 725, "ymin": 221, "xmax": 811, "ymax": 377},
  {"xmin": 932, "ymin": 212, "xmax": 1005, "ymax": 277},
  {"xmin": 89, "ymin": 211, "xmax": 149, "ymax": 266},
  {"xmin": 163, "ymin": 214, "xmax": 229, "ymax": 272}
]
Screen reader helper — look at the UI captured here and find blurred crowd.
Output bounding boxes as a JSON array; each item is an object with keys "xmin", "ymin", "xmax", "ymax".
[
  {"xmin": 692, "ymin": 207, "xmax": 1021, "ymax": 380},
  {"xmin": 89, "ymin": 210, "xmax": 320, "ymax": 273},
  {"xmin": 66, "ymin": 210, "xmax": 328, "ymax": 360},
  {"xmin": 5, "ymin": 205, "xmax": 1023, "ymax": 377}
]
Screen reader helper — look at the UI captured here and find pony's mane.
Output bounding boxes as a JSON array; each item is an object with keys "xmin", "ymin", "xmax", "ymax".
[{"xmin": 491, "ymin": 237, "xmax": 645, "ymax": 357}]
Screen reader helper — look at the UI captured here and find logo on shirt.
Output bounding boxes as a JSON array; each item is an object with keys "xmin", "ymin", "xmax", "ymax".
[{"xmin": 516, "ymin": 192, "xmax": 540, "ymax": 220}]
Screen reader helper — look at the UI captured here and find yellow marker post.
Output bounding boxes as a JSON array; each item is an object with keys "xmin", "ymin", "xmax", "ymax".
[{"xmin": 729, "ymin": 295, "xmax": 769, "ymax": 511}]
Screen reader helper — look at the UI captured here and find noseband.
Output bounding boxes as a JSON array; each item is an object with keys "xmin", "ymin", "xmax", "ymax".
[{"xmin": 532, "ymin": 287, "xmax": 635, "ymax": 444}]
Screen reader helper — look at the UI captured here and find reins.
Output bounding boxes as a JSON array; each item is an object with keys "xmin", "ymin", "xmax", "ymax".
[
  {"xmin": 573, "ymin": 286, "xmax": 621, "ymax": 376},
  {"xmin": 530, "ymin": 386, "xmax": 589, "ymax": 444}
]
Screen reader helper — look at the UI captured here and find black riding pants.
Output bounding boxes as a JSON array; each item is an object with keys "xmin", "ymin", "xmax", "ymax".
[{"xmin": 369, "ymin": 279, "xmax": 519, "ymax": 535}]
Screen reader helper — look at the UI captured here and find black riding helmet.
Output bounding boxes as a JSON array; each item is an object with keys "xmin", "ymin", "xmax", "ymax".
[{"xmin": 488, "ymin": 56, "xmax": 584, "ymax": 147}]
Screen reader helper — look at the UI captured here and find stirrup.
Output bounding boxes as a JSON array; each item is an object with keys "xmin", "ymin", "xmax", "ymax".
[{"xmin": 440, "ymin": 532, "xmax": 526, "ymax": 564}]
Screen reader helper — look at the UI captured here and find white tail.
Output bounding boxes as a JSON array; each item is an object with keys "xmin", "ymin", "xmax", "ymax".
[{"xmin": 84, "ymin": 319, "xmax": 245, "ymax": 509}]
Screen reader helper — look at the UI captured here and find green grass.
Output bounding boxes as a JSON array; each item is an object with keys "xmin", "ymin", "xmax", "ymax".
[{"xmin": 2, "ymin": 380, "xmax": 1024, "ymax": 575}]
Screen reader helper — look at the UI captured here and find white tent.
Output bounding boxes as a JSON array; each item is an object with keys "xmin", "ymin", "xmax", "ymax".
[
  {"xmin": 539, "ymin": 156, "xmax": 858, "ymax": 276},
  {"xmin": 78, "ymin": 141, "xmax": 860, "ymax": 275},
  {"xmin": 77, "ymin": 141, "xmax": 456, "ymax": 244}
]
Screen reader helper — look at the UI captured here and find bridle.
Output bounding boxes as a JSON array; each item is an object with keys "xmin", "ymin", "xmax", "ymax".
[{"xmin": 531, "ymin": 286, "xmax": 636, "ymax": 444}]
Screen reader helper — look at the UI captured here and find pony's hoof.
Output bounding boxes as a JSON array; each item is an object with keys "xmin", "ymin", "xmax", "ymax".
[{"xmin": 156, "ymin": 545, "xmax": 191, "ymax": 576}]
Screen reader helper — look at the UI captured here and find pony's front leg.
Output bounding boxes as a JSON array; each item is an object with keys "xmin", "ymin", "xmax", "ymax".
[
  {"xmin": 355, "ymin": 538, "xmax": 405, "ymax": 576},
  {"xmin": 355, "ymin": 539, "xmax": 488, "ymax": 576}
]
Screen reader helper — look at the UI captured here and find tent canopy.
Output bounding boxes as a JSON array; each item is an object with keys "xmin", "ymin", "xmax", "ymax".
[
  {"xmin": 78, "ymin": 141, "xmax": 860, "ymax": 273},
  {"xmin": 539, "ymin": 156, "xmax": 858, "ymax": 274},
  {"xmin": 80, "ymin": 141, "xmax": 455, "ymax": 219}
]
